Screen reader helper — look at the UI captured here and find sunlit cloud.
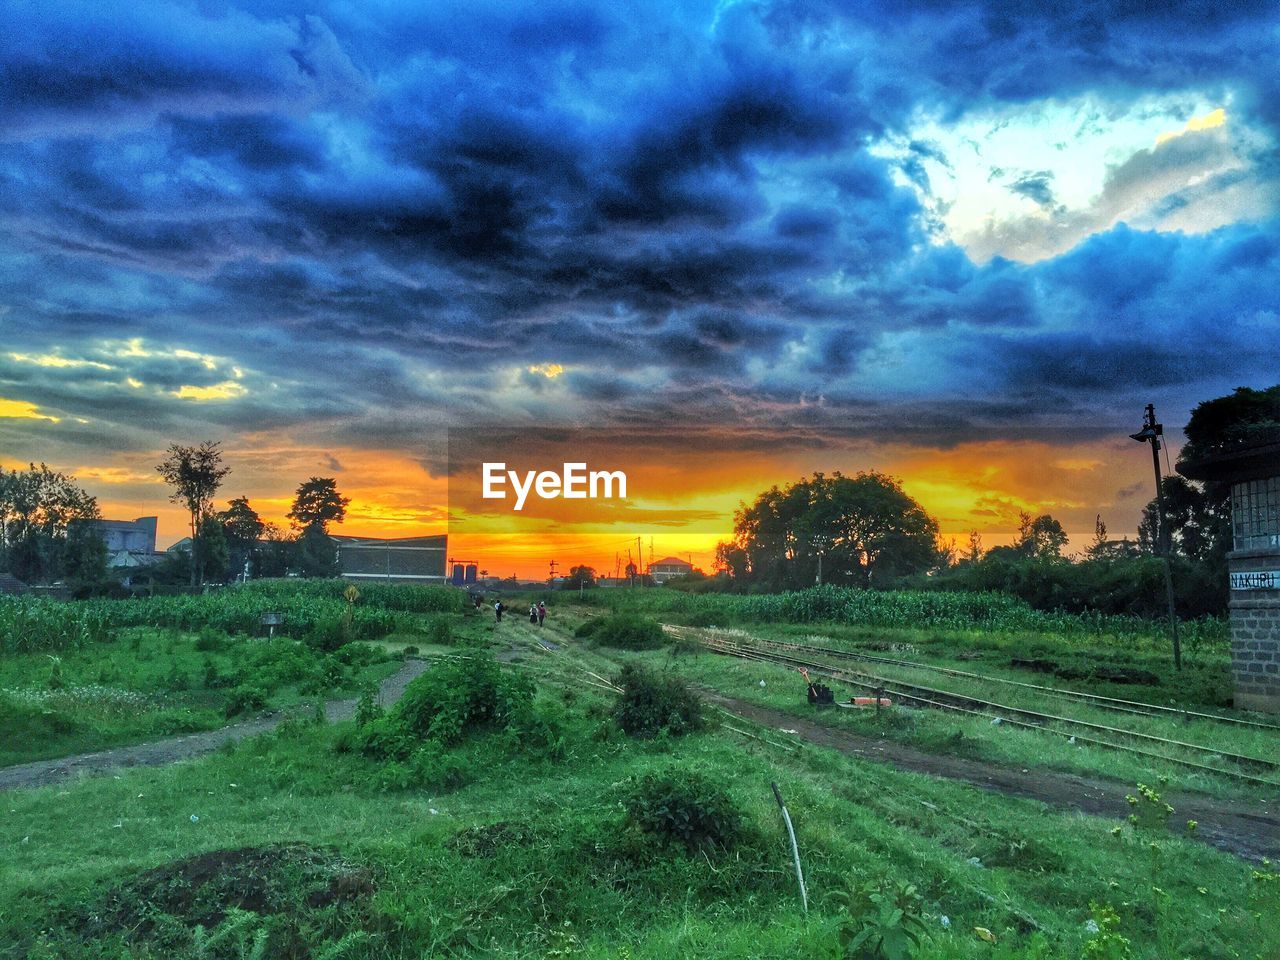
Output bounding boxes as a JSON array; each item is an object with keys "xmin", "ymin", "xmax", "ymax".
[
  {"xmin": 0, "ymin": 397, "xmax": 60, "ymax": 422},
  {"xmin": 9, "ymin": 352, "xmax": 111, "ymax": 370},
  {"xmin": 527, "ymin": 363, "xmax": 565, "ymax": 379},
  {"xmin": 1156, "ymin": 107, "xmax": 1226, "ymax": 145},
  {"xmin": 173, "ymin": 381, "xmax": 248, "ymax": 401}
]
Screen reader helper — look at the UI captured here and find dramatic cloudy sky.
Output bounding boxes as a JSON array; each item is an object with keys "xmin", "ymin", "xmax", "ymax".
[{"xmin": 2, "ymin": 0, "xmax": 1278, "ymax": 571}]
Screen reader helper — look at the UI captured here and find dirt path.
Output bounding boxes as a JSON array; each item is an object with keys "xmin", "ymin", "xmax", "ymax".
[
  {"xmin": 0, "ymin": 659, "xmax": 430, "ymax": 794},
  {"xmin": 711, "ymin": 693, "xmax": 1280, "ymax": 862}
]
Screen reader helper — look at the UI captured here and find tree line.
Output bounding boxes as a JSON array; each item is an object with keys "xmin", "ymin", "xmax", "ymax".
[
  {"xmin": 156, "ymin": 441, "xmax": 351, "ymax": 586},
  {"xmin": 0, "ymin": 441, "xmax": 353, "ymax": 591}
]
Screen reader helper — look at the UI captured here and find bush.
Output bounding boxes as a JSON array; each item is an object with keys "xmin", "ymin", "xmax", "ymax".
[
  {"xmin": 579, "ymin": 614, "xmax": 664, "ymax": 650},
  {"xmin": 224, "ymin": 684, "xmax": 268, "ymax": 717},
  {"xmin": 612, "ymin": 663, "xmax": 704, "ymax": 738},
  {"xmin": 424, "ymin": 615, "xmax": 453, "ymax": 646},
  {"xmin": 506, "ymin": 694, "xmax": 570, "ymax": 760},
  {"xmin": 621, "ymin": 767, "xmax": 743, "ymax": 852},
  {"xmin": 194, "ymin": 626, "xmax": 227, "ymax": 651},
  {"xmin": 392, "ymin": 652, "xmax": 534, "ymax": 745}
]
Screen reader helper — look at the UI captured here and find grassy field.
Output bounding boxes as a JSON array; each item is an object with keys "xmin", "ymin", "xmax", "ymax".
[{"xmin": 1, "ymin": 584, "xmax": 1276, "ymax": 959}]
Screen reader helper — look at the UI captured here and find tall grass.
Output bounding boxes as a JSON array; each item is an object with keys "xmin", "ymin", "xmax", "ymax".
[
  {"xmin": 0, "ymin": 579, "xmax": 464, "ymax": 652},
  {"xmin": 607, "ymin": 584, "xmax": 1226, "ymax": 649}
]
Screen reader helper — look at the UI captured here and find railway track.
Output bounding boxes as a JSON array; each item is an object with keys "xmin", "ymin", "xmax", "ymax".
[
  {"xmin": 737, "ymin": 633, "xmax": 1280, "ymax": 732},
  {"xmin": 666, "ymin": 625, "xmax": 1280, "ymax": 789}
]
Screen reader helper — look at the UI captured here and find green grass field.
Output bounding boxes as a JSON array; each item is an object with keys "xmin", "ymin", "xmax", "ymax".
[{"xmin": 1, "ymin": 584, "xmax": 1276, "ymax": 960}]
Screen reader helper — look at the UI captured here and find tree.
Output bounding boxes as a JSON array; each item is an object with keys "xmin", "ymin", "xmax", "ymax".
[
  {"xmin": 219, "ymin": 496, "xmax": 265, "ymax": 580},
  {"xmin": 220, "ymin": 496, "xmax": 265, "ymax": 543},
  {"xmin": 962, "ymin": 530, "xmax": 984, "ymax": 564},
  {"xmin": 296, "ymin": 522, "xmax": 339, "ymax": 577},
  {"xmin": 287, "ymin": 477, "xmax": 349, "ymax": 533},
  {"xmin": 256, "ymin": 522, "xmax": 294, "ymax": 579},
  {"xmin": 0, "ymin": 463, "xmax": 101, "ymax": 583},
  {"xmin": 719, "ymin": 471, "xmax": 941, "ymax": 590},
  {"xmin": 156, "ymin": 441, "xmax": 230, "ymax": 586},
  {"xmin": 1138, "ymin": 475, "xmax": 1230, "ymax": 563},
  {"xmin": 1014, "ymin": 512, "xmax": 1068, "ymax": 559},
  {"xmin": 198, "ymin": 515, "xmax": 230, "ymax": 583},
  {"xmin": 1179, "ymin": 384, "xmax": 1280, "ymax": 465},
  {"xmin": 565, "ymin": 564, "xmax": 596, "ymax": 589}
]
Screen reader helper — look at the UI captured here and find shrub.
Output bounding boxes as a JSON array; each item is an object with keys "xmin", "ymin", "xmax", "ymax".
[
  {"xmin": 612, "ymin": 662, "xmax": 704, "ymax": 738},
  {"xmin": 828, "ymin": 877, "xmax": 929, "ymax": 960},
  {"xmin": 224, "ymin": 684, "xmax": 268, "ymax": 717},
  {"xmin": 392, "ymin": 653, "xmax": 534, "ymax": 745},
  {"xmin": 579, "ymin": 614, "xmax": 664, "ymax": 650},
  {"xmin": 194, "ymin": 626, "xmax": 227, "ymax": 651},
  {"xmin": 506, "ymin": 694, "xmax": 569, "ymax": 760},
  {"xmin": 354, "ymin": 715, "xmax": 418, "ymax": 762},
  {"xmin": 621, "ymin": 767, "xmax": 743, "ymax": 852},
  {"xmin": 424, "ymin": 615, "xmax": 453, "ymax": 646}
]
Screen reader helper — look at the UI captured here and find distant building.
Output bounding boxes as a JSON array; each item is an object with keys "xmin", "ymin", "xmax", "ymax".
[
  {"xmin": 331, "ymin": 534, "xmax": 448, "ymax": 585},
  {"xmin": 649, "ymin": 556, "xmax": 694, "ymax": 584},
  {"xmin": 1179, "ymin": 435, "xmax": 1280, "ymax": 713},
  {"xmin": 87, "ymin": 516, "xmax": 163, "ymax": 568}
]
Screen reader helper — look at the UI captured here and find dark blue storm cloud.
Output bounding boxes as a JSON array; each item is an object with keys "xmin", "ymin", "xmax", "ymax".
[{"xmin": 1, "ymin": 0, "xmax": 1277, "ymax": 464}]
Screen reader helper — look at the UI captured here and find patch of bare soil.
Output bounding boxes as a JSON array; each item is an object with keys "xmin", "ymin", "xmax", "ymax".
[
  {"xmin": 711, "ymin": 693, "xmax": 1280, "ymax": 862},
  {"xmin": 80, "ymin": 843, "xmax": 375, "ymax": 935}
]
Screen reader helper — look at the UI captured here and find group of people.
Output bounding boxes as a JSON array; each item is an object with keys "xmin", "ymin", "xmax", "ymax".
[{"xmin": 489, "ymin": 598, "xmax": 547, "ymax": 626}]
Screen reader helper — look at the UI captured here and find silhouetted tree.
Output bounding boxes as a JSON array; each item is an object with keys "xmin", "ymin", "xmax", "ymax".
[
  {"xmin": 1014, "ymin": 512, "xmax": 1068, "ymax": 559},
  {"xmin": 0, "ymin": 463, "xmax": 101, "ymax": 582},
  {"xmin": 287, "ymin": 477, "xmax": 349, "ymax": 533},
  {"xmin": 156, "ymin": 441, "xmax": 230, "ymax": 586},
  {"xmin": 719, "ymin": 471, "xmax": 941, "ymax": 589}
]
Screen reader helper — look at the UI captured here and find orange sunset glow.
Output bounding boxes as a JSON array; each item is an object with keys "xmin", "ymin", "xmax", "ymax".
[{"xmin": 25, "ymin": 431, "xmax": 1163, "ymax": 580}]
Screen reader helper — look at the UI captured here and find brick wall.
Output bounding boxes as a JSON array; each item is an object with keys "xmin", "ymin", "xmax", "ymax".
[{"xmin": 1228, "ymin": 549, "xmax": 1280, "ymax": 713}]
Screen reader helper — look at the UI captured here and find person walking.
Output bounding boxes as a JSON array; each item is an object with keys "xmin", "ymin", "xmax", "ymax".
[
  {"xmin": 537, "ymin": 601, "xmax": 546, "ymax": 627},
  {"xmin": 494, "ymin": 600, "xmax": 504, "ymax": 623},
  {"xmin": 529, "ymin": 602, "xmax": 538, "ymax": 624}
]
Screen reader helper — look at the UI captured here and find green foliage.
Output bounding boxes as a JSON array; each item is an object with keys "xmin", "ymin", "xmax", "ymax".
[
  {"xmin": 0, "ymin": 579, "xmax": 462, "ymax": 653},
  {"xmin": 1179, "ymin": 383, "xmax": 1280, "ymax": 464},
  {"xmin": 224, "ymin": 684, "xmax": 268, "ymax": 717},
  {"xmin": 721, "ymin": 470, "xmax": 941, "ymax": 590},
  {"xmin": 0, "ymin": 462, "xmax": 101, "ymax": 584},
  {"xmin": 393, "ymin": 653, "xmax": 533, "ymax": 745},
  {"xmin": 1082, "ymin": 903, "xmax": 1133, "ymax": 960},
  {"xmin": 577, "ymin": 613, "xmax": 664, "ymax": 649},
  {"xmin": 1125, "ymin": 782, "xmax": 1174, "ymax": 831},
  {"xmin": 828, "ymin": 877, "xmax": 929, "ymax": 960},
  {"xmin": 198, "ymin": 514, "xmax": 230, "ymax": 584},
  {"xmin": 604, "ymin": 583, "xmax": 1226, "ymax": 648},
  {"xmin": 612, "ymin": 662, "xmax": 704, "ymax": 738},
  {"xmin": 620, "ymin": 767, "xmax": 744, "ymax": 852},
  {"xmin": 425, "ymin": 614, "xmax": 453, "ymax": 646}
]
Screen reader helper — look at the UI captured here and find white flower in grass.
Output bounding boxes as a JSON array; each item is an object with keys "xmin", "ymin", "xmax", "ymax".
[
  {"xmin": 939, "ymin": 916, "xmax": 951, "ymax": 929},
  {"xmin": 189, "ymin": 814, "xmax": 199, "ymax": 823},
  {"xmin": 1084, "ymin": 919, "xmax": 1100, "ymax": 934}
]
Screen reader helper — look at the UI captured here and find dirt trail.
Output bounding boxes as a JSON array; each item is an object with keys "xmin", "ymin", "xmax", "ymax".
[
  {"xmin": 711, "ymin": 693, "xmax": 1280, "ymax": 862},
  {"xmin": 0, "ymin": 659, "xmax": 430, "ymax": 794}
]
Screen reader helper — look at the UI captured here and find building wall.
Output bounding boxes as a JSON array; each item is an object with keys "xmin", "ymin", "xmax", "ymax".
[
  {"xmin": 1227, "ymin": 548, "xmax": 1280, "ymax": 713},
  {"xmin": 332, "ymin": 535, "xmax": 447, "ymax": 585},
  {"xmin": 90, "ymin": 517, "xmax": 158, "ymax": 554}
]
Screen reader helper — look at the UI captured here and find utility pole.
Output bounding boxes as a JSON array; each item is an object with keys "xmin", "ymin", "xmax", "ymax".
[
  {"xmin": 548, "ymin": 559, "xmax": 558, "ymax": 584},
  {"xmin": 1130, "ymin": 403, "xmax": 1182, "ymax": 671}
]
